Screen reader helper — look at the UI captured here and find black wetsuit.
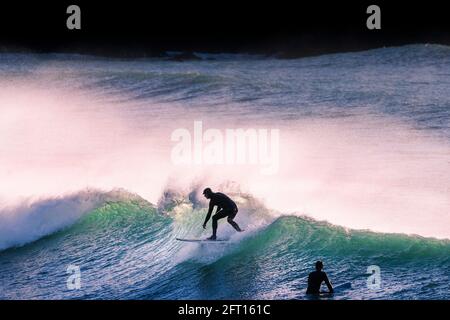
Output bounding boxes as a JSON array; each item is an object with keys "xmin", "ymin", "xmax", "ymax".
[
  {"xmin": 204, "ymin": 192, "xmax": 241, "ymax": 237},
  {"xmin": 306, "ymin": 271, "xmax": 333, "ymax": 294}
]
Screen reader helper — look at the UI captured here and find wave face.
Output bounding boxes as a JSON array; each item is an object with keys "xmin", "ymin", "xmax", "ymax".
[
  {"xmin": 0, "ymin": 190, "xmax": 449, "ymax": 300},
  {"xmin": 0, "ymin": 45, "xmax": 450, "ymax": 299}
]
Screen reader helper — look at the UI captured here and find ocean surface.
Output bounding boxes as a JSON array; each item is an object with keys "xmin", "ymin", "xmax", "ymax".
[{"xmin": 0, "ymin": 44, "xmax": 449, "ymax": 299}]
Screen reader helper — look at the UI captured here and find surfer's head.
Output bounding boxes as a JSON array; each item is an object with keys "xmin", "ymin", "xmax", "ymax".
[
  {"xmin": 315, "ymin": 260, "xmax": 323, "ymax": 271},
  {"xmin": 203, "ymin": 187, "xmax": 213, "ymax": 199}
]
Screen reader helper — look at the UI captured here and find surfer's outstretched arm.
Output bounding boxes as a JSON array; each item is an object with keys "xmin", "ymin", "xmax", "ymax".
[{"xmin": 203, "ymin": 202, "xmax": 215, "ymax": 228}]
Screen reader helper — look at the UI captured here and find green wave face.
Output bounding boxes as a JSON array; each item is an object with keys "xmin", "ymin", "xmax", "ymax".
[
  {"xmin": 1, "ymin": 200, "xmax": 449, "ymax": 300},
  {"xmin": 178, "ymin": 215, "xmax": 450, "ymax": 300}
]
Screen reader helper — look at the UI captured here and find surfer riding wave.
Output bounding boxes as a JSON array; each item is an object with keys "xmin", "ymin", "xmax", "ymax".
[{"xmin": 202, "ymin": 188, "xmax": 243, "ymax": 240}]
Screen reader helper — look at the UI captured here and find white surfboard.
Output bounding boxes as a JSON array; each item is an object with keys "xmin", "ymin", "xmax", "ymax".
[{"xmin": 176, "ymin": 238, "xmax": 228, "ymax": 243}]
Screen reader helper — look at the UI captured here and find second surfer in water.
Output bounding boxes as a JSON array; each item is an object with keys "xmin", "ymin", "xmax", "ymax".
[
  {"xmin": 306, "ymin": 261, "xmax": 334, "ymax": 295},
  {"xmin": 202, "ymin": 188, "xmax": 243, "ymax": 240}
]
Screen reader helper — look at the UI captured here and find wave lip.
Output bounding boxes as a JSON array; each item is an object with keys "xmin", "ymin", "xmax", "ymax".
[{"xmin": 0, "ymin": 188, "xmax": 148, "ymax": 251}]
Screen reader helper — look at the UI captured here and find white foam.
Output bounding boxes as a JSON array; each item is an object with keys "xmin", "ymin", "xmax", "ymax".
[{"xmin": 0, "ymin": 189, "xmax": 142, "ymax": 250}]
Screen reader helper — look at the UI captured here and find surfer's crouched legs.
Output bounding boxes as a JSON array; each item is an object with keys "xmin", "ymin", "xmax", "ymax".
[
  {"xmin": 210, "ymin": 209, "xmax": 242, "ymax": 240},
  {"xmin": 227, "ymin": 216, "xmax": 242, "ymax": 232}
]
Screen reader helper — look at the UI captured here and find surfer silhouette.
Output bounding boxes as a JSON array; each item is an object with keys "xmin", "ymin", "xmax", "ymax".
[
  {"xmin": 202, "ymin": 188, "xmax": 243, "ymax": 240},
  {"xmin": 306, "ymin": 261, "xmax": 334, "ymax": 294}
]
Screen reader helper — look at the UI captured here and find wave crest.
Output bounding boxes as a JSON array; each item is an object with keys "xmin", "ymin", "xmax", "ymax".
[{"xmin": 0, "ymin": 188, "xmax": 148, "ymax": 251}]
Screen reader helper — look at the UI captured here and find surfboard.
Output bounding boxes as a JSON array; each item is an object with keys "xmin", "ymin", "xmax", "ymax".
[
  {"xmin": 318, "ymin": 282, "xmax": 352, "ymax": 295},
  {"xmin": 176, "ymin": 238, "xmax": 228, "ymax": 243}
]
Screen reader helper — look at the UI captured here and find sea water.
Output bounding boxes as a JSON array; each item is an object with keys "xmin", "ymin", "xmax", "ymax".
[{"xmin": 0, "ymin": 45, "xmax": 449, "ymax": 299}]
